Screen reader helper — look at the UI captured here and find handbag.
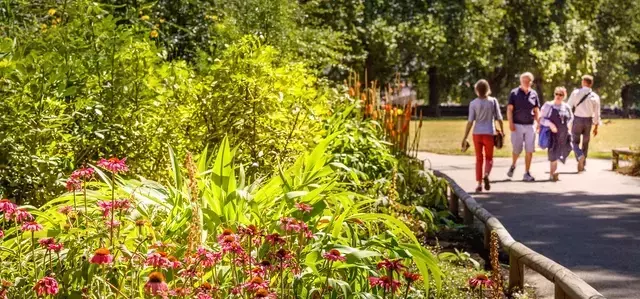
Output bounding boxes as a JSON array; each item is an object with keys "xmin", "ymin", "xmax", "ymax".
[
  {"xmin": 538, "ymin": 104, "xmax": 554, "ymax": 149},
  {"xmin": 492, "ymin": 98, "xmax": 504, "ymax": 149}
]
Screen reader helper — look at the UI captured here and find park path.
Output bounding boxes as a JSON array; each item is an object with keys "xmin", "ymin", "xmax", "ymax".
[{"xmin": 417, "ymin": 152, "xmax": 640, "ymax": 299}]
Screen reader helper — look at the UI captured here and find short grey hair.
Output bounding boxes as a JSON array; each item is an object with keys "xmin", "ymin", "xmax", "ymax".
[{"xmin": 520, "ymin": 72, "xmax": 534, "ymax": 82}]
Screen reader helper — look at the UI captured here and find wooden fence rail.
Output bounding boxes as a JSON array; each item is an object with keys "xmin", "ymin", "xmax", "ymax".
[{"xmin": 433, "ymin": 170, "xmax": 606, "ymax": 299}]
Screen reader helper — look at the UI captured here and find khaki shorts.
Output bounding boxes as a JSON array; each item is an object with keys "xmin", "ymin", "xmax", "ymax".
[{"xmin": 511, "ymin": 124, "xmax": 536, "ymax": 154}]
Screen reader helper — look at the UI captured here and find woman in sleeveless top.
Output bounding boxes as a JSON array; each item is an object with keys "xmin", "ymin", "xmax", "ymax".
[
  {"xmin": 540, "ymin": 86, "xmax": 574, "ymax": 181},
  {"xmin": 462, "ymin": 79, "xmax": 504, "ymax": 192}
]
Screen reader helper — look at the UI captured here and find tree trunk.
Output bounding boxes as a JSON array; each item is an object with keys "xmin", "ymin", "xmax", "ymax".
[
  {"xmin": 428, "ymin": 66, "xmax": 440, "ymax": 117},
  {"xmin": 622, "ymin": 84, "xmax": 631, "ymax": 118}
]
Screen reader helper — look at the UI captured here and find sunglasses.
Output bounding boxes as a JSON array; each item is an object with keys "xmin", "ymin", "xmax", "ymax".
[{"xmin": 555, "ymin": 93, "xmax": 565, "ymax": 96}]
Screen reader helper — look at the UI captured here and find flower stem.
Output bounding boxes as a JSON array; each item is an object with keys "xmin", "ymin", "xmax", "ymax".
[
  {"xmin": 319, "ymin": 261, "xmax": 333, "ymax": 298},
  {"xmin": 17, "ymin": 233, "xmax": 23, "ymax": 276},
  {"xmin": 109, "ymin": 172, "xmax": 115, "ymax": 249},
  {"xmin": 73, "ymin": 191, "xmax": 77, "ymax": 210},
  {"xmin": 31, "ymin": 231, "xmax": 37, "ymax": 279},
  {"xmin": 83, "ymin": 181, "xmax": 88, "ymax": 228},
  {"xmin": 403, "ymin": 282, "xmax": 411, "ymax": 299}
]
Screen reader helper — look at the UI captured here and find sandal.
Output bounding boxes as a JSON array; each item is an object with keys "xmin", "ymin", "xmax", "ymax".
[
  {"xmin": 475, "ymin": 186, "xmax": 482, "ymax": 193},
  {"xmin": 483, "ymin": 176, "xmax": 491, "ymax": 191}
]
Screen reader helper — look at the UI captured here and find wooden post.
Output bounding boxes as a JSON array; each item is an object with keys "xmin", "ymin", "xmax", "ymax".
[
  {"xmin": 449, "ymin": 187, "xmax": 459, "ymax": 216},
  {"xmin": 484, "ymin": 225, "xmax": 491, "ymax": 250},
  {"xmin": 554, "ymin": 283, "xmax": 568, "ymax": 299},
  {"xmin": 612, "ymin": 150, "xmax": 619, "ymax": 171},
  {"xmin": 509, "ymin": 253, "xmax": 524, "ymax": 292},
  {"xmin": 463, "ymin": 203, "xmax": 473, "ymax": 226}
]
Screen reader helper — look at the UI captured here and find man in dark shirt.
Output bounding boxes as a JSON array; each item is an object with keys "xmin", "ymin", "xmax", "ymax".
[{"xmin": 507, "ymin": 72, "xmax": 540, "ymax": 181}]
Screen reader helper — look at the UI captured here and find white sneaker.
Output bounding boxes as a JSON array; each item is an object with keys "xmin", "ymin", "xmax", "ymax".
[{"xmin": 523, "ymin": 172, "xmax": 535, "ymax": 182}]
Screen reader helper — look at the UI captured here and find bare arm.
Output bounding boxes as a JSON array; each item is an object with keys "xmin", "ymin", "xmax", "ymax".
[
  {"xmin": 533, "ymin": 106, "xmax": 540, "ymax": 131},
  {"xmin": 593, "ymin": 98, "xmax": 601, "ymax": 136},
  {"xmin": 496, "ymin": 120, "xmax": 504, "ymax": 135},
  {"xmin": 507, "ymin": 104, "xmax": 515, "ymax": 131},
  {"xmin": 462, "ymin": 121, "xmax": 473, "ymax": 143}
]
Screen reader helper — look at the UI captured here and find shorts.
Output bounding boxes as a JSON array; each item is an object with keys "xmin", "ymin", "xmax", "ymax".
[{"xmin": 511, "ymin": 123, "xmax": 535, "ymax": 154}]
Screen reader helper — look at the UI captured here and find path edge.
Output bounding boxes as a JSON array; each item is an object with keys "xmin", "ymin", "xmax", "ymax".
[{"xmin": 433, "ymin": 170, "xmax": 606, "ymax": 299}]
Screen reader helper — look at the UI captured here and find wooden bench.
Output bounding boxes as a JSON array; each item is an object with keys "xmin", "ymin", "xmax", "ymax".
[{"xmin": 612, "ymin": 148, "xmax": 640, "ymax": 170}]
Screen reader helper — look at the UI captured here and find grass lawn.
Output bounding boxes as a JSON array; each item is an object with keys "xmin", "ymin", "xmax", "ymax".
[{"xmin": 411, "ymin": 118, "xmax": 640, "ymax": 159}]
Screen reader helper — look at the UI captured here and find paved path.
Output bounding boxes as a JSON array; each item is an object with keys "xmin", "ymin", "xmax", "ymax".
[{"xmin": 418, "ymin": 152, "xmax": 640, "ymax": 299}]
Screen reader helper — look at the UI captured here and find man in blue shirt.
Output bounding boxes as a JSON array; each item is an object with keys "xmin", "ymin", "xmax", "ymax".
[{"xmin": 507, "ymin": 72, "xmax": 540, "ymax": 181}]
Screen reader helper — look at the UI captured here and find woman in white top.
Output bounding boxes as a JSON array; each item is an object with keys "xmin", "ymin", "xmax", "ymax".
[{"xmin": 539, "ymin": 86, "xmax": 574, "ymax": 181}]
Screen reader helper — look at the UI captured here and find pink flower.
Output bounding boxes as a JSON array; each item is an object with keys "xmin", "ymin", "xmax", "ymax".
[
  {"xmin": 71, "ymin": 167, "xmax": 94, "ymax": 180},
  {"xmin": 280, "ymin": 217, "xmax": 301, "ymax": 232},
  {"xmin": 33, "ymin": 276, "xmax": 59, "ymax": 296},
  {"xmin": 20, "ymin": 221, "xmax": 42, "ymax": 232},
  {"xmin": 217, "ymin": 228, "xmax": 237, "ymax": 243},
  {"xmin": 295, "ymin": 202, "xmax": 312, "ymax": 213},
  {"xmin": 377, "ymin": 258, "xmax": 406, "ymax": 273},
  {"xmin": 0, "ymin": 229, "xmax": 4, "ymax": 239},
  {"xmin": 167, "ymin": 256, "xmax": 182, "ymax": 269},
  {"xmin": 12, "ymin": 209, "xmax": 33, "ymax": 223},
  {"xmin": 97, "ymin": 157, "xmax": 129, "ymax": 174},
  {"xmin": 105, "ymin": 220, "xmax": 121, "ymax": 228},
  {"xmin": 274, "ymin": 249, "xmax": 292, "ymax": 261},
  {"xmin": 368, "ymin": 276, "xmax": 401, "ymax": 293},
  {"xmin": 197, "ymin": 247, "xmax": 222, "ymax": 268},
  {"xmin": 168, "ymin": 287, "xmax": 191, "ymax": 296},
  {"xmin": 48, "ymin": 242, "xmax": 64, "ymax": 252},
  {"xmin": 220, "ymin": 235, "xmax": 244, "ymax": 255},
  {"xmin": 254, "ymin": 288, "xmax": 277, "ymax": 298},
  {"xmin": 114, "ymin": 199, "xmax": 132, "ymax": 211},
  {"xmin": 238, "ymin": 224, "xmax": 262, "ymax": 238},
  {"xmin": 97, "ymin": 201, "xmax": 112, "ymax": 218},
  {"xmin": 469, "ymin": 273, "xmax": 493, "ymax": 289},
  {"xmin": 322, "ymin": 249, "xmax": 346, "ymax": 262},
  {"xmin": 196, "ymin": 294, "xmax": 213, "ymax": 299},
  {"xmin": 144, "ymin": 272, "xmax": 168, "ymax": 297},
  {"xmin": 90, "ymin": 248, "xmax": 113, "ymax": 264},
  {"xmin": 66, "ymin": 177, "xmax": 82, "ymax": 191},
  {"xmin": 146, "ymin": 252, "xmax": 171, "ymax": 268},
  {"xmin": 265, "ymin": 233, "xmax": 286, "ymax": 246},
  {"xmin": 39, "ymin": 237, "xmax": 55, "ymax": 248},
  {"xmin": 244, "ymin": 276, "xmax": 269, "ymax": 292},
  {"xmin": 403, "ymin": 271, "xmax": 422, "ymax": 283},
  {"xmin": 58, "ymin": 206, "xmax": 73, "ymax": 215},
  {"xmin": 0, "ymin": 199, "xmax": 17, "ymax": 215},
  {"xmin": 178, "ymin": 267, "xmax": 200, "ymax": 278}
]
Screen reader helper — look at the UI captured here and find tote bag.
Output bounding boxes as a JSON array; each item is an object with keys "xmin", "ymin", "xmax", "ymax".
[{"xmin": 538, "ymin": 105, "xmax": 553, "ymax": 149}]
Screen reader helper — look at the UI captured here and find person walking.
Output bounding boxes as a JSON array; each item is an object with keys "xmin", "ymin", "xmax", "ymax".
[
  {"xmin": 462, "ymin": 79, "xmax": 504, "ymax": 192},
  {"xmin": 540, "ymin": 87, "xmax": 574, "ymax": 181},
  {"xmin": 567, "ymin": 75, "xmax": 601, "ymax": 172},
  {"xmin": 507, "ymin": 72, "xmax": 540, "ymax": 181}
]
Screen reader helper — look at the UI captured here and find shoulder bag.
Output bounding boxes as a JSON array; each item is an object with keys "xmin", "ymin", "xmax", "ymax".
[
  {"xmin": 571, "ymin": 91, "xmax": 592, "ymax": 114},
  {"xmin": 492, "ymin": 98, "xmax": 504, "ymax": 149},
  {"xmin": 538, "ymin": 103, "xmax": 554, "ymax": 149}
]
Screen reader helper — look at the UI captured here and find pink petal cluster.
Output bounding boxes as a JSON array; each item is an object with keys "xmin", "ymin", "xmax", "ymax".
[
  {"xmin": 295, "ymin": 202, "xmax": 313, "ymax": 213},
  {"xmin": 90, "ymin": 248, "xmax": 113, "ymax": 265},
  {"xmin": 197, "ymin": 247, "xmax": 222, "ymax": 268},
  {"xmin": 322, "ymin": 249, "xmax": 346, "ymax": 262},
  {"xmin": 265, "ymin": 233, "xmax": 286, "ymax": 246},
  {"xmin": 97, "ymin": 157, "xmax": 129, "ymax": 174},
  {"xmin": 244, "ymin": 276, "xmax": 269, "ymax": 292},
  {"xmin": 20, "ymin": 221, "xmax": 43, "ymax": 232},
  {"xmin": 0, "ymin": 199, "xmax": 17, "ymax": 216},
  {"xmin": 71, "ymin": 167, "xmax": 94, "ymax": 180},
  {"xmin": 33, "ymin": 276, "xmax": 59, "ymax": 296},
  {"xmin": 219, "ymin": 235, "xmax": 244, "ymax": 255},
  {"xmin": 0, "ymin": 230, "xmax": 3, "ymax": 239},
  {"xmin": 58, "ymin": 205, "xmax": 73, "ymax": 215},
  {"xmin": 146, "ymin": 252, "xmax": 171, "ymax": 268},
  {"xmin": 66, "ymin": 177, "xmax": 82, "ymax": 191},
  {"xmin": 368, "ymin": 276, "xmax": 402, "ymax": 293},
  {"xmin": 377, "ymin": 258, "xmax": 406, "ymax": 273},
  {"xmin": 468, "ymin": 274, "xmax": 494, "ymax": 289},
  {"xmin": 144, "ymin": 272, "xmax": 168, "ymax": 297}
]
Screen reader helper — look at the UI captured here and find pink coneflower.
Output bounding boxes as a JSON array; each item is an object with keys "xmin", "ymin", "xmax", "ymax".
[
  {"xmin": 33, "ymin": 276, "xmax": 59, "ymax": 296},
  {"xmin": 248, "ymin": 266, "xmax": 266, "ymax": 277},
  {"xmin": 217, "ymin": 228, "xmax": 237, "ymax": 243},
  {"xmin": 169, "ymin": 287, "xmax": 191, "ymax": 296},
  {"xmin": 322, "ymin": 249, "xmax": 346, "ymax": 262},
  {"xmin": 468, "ymin": 273, "xmax": 493, "ymax": 289},
  {"xmin": 0, "ymin": 230, "xmax": 3, "ymax": 239},
  {"xmin": 20, "ymin": 221, "xmax": 42, "ymax": 232},
  {"xmin": 97, "ymin": 157, "xmax": 129, "ymax": 174},
  {"xmin": 197, "ymin": 247, "xmax": 222, "ymax": 268},
  {"xmin": 90, "ymin": 248, "xmax": 113, "ymax": 264},
  {"xmin": 178, "ymin": 267, "xmax": 200, "ymax": 278},
  {"xmin": 71, "ymin": 167, "xmax": 94, "ymax": 180},
  {"xmin": 265, "ymin": 233, "xmax": 286, "ymax": 246},
  {"xmin": 39, "ymin": 237, "xmax": 55, "ymax": 248},
  {"xmin": 254, "ymin": 288, "xmax": 277, "ymax": 298},
  {"xmin": 144, "ymin": 272, "xmax": 168, "ymax": 297},
  {"xmin": 244, "ymin": 276, "xmax": 269, "ymax": 292},
  {"xmin": 105, "ymin": 220, "xmax": 121, "ymax": 228},
  {"xmin": 66, "ymin": 177, "xmax": 82, "ymax": 191},
  {"xmin": 13, "ymin": 209, "xmax": 34, "ymax": 223},
  {"xmin": 114, "ymin": 199, "xmax": 132, "ymax": 211},
  {"xmin": 167, "ymin": 256, "xmax": 182, "ymax": 269},
  {"xmin": 275, "ymin": 248, "xmax": 292, "ymax": 261},
  {"xmin": 220, "ymin": 235, "xmax": 245, "ymax": 255},
  {"xmin": 0, "ymin": 199, "xmax": 17, "ymax": 214},
  {"xmin": 97, "ymin": 201, "xmax": 112, "ymax": 218},
  {"xmin": 295, "ymin": 202, "xmax": 313, "ymax": 213},
  {"xmin": 403, "ymin": 271, "xmax": 421, "ymax": 283},
  {"xmin": 58, "ymin": 206, "xmax": 73, "ymax": 215},
  {"xmin": 196, "ymin": 293, "xmax": 213, "ymax": 299},
  {"xmin": 377, "ymin": 258, "xmax": 406, "ymax": 273},
  {"xmin": 48, "ymin": 242, "xmax": 64, "ymax": 252},
  {"xmin": 238, "ymin": 224, "xmax": 262, "ymax": 237},
  {"xmin": 280, "ymin": 217, "xmax": 301, "ymax": 232},
  {"xmin": 146, "ymin": 251, "xmax": 171, "ymax": 268},
  {"xmin": 368, "ymin": 276, "xmax": 402, "ymax": 293}
]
